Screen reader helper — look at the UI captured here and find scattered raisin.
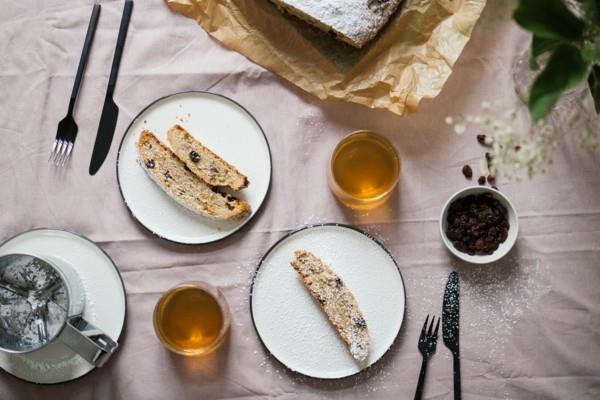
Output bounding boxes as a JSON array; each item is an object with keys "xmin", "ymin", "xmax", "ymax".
[
  {"xmin": 478, "ymin": 176, "xmax": 486, "ymax": 185},
  {"xmin": 485, "ymin": 152, "xmax": 492, "ymax": 168},
  {"xmin": 333, "ymin": 277, "xmax": 343, "ymax": 288},
  {"xmin": 189, "ymin": 150, "xmax": 201, "ymax": 163},
  {"xmin": 514, "ymin": 145, "xmax": 521, "ymax": 151},
  {"xmin": 145, "ymin": 159, "xmax": 155, "ymax": 169},
  {"xmin": 492, "ymin": 185, "xmax": 499, "ymax": 190},
  {"xmin": 163, "ymin": 171, "xmax": 173, "ymax": 180},
  {"xmin": 477, "ymin": 134, "xmax": 487, "ymax": 145},
  {"xmin": 487, "ymin": 175, "xmax": 496, "ymax": 184},
  {"xmin": 462, "ymin": 165, "xmax": 473, "ymax": 179}
]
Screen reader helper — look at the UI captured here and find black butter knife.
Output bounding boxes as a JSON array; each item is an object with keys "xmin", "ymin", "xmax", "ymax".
[
  {"xmin": 89, "ymin": 0, "xmax": 134, "ymax": 175},
  {"xmin": 442, "ymin": 271, "xmax": 461, "ymax": 400}
]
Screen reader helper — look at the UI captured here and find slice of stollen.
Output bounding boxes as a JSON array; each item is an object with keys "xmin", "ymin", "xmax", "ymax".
[
  {"xmin": 167, "ymin": 124, "xmax": 249, "ymax": 191},
  {"xmin": 137, "ymin": 130, "xmax": 251, "ymax": 221},
  {"xmin": 291, "ymin": 250, "xmax": 369, "ymax": 362}
]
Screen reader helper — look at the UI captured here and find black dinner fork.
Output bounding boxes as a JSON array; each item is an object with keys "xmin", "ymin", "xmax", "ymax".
[
  {"xmin": 49, "ymin": 4, "xmax": 100, "ymax": 166},
  {"xmin": 414, "ymin": 315, "xmax": 440, "ymax": 400}
]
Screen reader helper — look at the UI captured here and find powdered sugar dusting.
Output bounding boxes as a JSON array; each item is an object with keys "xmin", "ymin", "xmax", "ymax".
[
  {"xmin": 460, "ymin": 257, "xmax": 550, "ymax": 367},
  {"xmin": 274, "ymin": 0, "xmax": 403, "ymax": 47},
  {"xmin": 291, "ymin": 250, "xmax": 369, "ymax": 362}
]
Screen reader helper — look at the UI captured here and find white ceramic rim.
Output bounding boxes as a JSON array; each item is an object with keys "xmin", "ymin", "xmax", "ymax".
[
  {"xmin": 250, "ymin": 223, "xmax": 407, "ymax": 380},
  {"xmin": 115, "ymin": 90, "xmax": 273, "ymax": 245},
  {"xmin": 439, "ymin": 186, "xmax": 519, "ymax": 264}
]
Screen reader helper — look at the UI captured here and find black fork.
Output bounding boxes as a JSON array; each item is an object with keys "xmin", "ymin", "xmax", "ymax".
[
  {"xmin": 49, "ymin": 4, "xmax": 100, "ymax": 166},
  {"xmin": 414, "ymin": 315, "xmax": 440, "ymax": 400}
]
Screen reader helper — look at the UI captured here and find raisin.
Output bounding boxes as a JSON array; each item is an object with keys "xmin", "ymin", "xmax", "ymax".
[
  {"xmin": 189, "ymin": 150, "xmax": 201, "ymax": 163},
  {"xmin": 487, "ymin": 175, "xmax": 496, "ymax": 184},
  {"xmin": 145, "ymin": 159, "xmax": 155, "ymax": 169},
  {"xmin": 354, "ymin": 316, "xmax": 367, "ymax": 328},
  {"xmin": 333, "ymin": 277, "xmax": 343, "ymax": 288},
  {"xmin": 445, "ymin": 194, "xmax": 509, "ymax": 256},
  {"xmin": 462, "ymin": 165, "xmax": 473, "ymax": 179},
  {"xmin": 477, "ymin": 134, "xmax": 487, "ymax": 145},
  {"xmin": 485, "ymin": 152, "xmax": 493, "ymax": 169},
  {"xmin": 478, "ymin": 176, "xmax": 486, "ymax": 185}
]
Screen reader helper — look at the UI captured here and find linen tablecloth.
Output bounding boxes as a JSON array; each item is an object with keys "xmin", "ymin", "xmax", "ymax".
[{"xmin": 0, "ymin": 1, "xmax": 599, "ymax": 399}]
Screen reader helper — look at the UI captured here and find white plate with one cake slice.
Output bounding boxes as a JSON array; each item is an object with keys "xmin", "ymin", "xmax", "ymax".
[
  {"xmin": 251, "ymin": 224, "xmax": 406, "ymax": 379},
  {"xmin": 117, "ymin": 91, "xmax": 272, "ymax": 244}
]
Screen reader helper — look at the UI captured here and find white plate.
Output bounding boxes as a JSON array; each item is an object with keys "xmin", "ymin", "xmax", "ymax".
[
  {"xmin": 0, "ymin": 229, "xmax": 126, "ymax": 384},
  {"xmin": 117, "ymin": 91, "xmax": 272, "ymax": 244},
  {"xmin": 251, "ymin": 224, "xmax": 406, "ymax": 379}
]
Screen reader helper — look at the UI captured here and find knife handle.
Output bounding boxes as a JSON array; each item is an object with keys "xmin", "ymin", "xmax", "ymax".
[
  {"xmin": 453, "ymin": 352, "xmax": 462, "ymax": 400},
  {"xmin": 107, "ymin": 0, "xmax": 133, "ymax": 94},
  {"xmin": 69, "ymin": 3, "xmax": 101, "ymax": 114}
]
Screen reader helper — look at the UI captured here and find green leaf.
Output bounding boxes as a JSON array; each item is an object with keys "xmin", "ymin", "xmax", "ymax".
[
  {"xmin": 529, "ymin": 44, "xmax": 589, "ymax": 120},
  {"xmin": 529, "ymin": 36, "xmax": 562, "ymax": 69},
  {"xmin": 588, "ymin": 64, "xmax": 600, "ymax": 113},
  {"xmin": 514, "ymin": 0, "xmax": 586, "ymax": 41},
  {"xmin": 577, "ymin": 0, "xmax": 600, "ymax": 23}
]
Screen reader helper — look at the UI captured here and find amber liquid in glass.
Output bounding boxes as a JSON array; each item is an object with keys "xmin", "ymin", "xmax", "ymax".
[
  {"xmin": 331, "ymin": 131, "xmax": 399, "ymax": 209},
  {"xmin": 154, "ymin": 286, "xmax": 224, "ymax": 354}
]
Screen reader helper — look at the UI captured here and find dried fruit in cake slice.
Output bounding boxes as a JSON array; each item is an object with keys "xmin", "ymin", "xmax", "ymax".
[
  {"xmin": 167, "ymin": 124, "xmax": 249, "ymax": 191},
  {"xmin": 291, "ymin": 250, "xmax": 369, "ymax": 362},
  {"xmin": 137, "ymin": 130, "xmax": 251, "ymax": 221}
]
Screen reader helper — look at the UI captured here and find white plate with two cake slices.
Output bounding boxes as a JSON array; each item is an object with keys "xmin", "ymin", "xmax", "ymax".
[
  {"xmin": 251, "ymin": 224, "xmax": 406, "ymax": 379},
  {"xmin": 117, "ymin": 91, "xmax": 272, "ymax": 244}
]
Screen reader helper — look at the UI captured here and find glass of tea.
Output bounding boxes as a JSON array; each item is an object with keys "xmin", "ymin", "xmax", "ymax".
[
  {"xmin": 329, "ymin": 130, "xmax": 401, "ymax": 210},
  {"xmin": 153, "ymin": 281, "xmax": 230, "ymax": 356}
]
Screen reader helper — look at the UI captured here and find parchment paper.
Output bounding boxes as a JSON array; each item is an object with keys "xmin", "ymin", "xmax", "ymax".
[{"xmin": 165, "ymin": 0, "xmax": 486, "ymax": 116}]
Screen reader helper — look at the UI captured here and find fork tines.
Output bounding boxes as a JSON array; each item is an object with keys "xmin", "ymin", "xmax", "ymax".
[
  {"xmin": 418, "ymin": 314, "xmax": 440, "ymax": 357},
  {"xmin": 49, "ymin": 139, "xmax": 74, "ymax": 166}
]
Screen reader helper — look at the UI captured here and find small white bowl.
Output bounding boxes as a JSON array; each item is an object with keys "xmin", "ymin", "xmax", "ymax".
[{"xmin": 439, "ymin": 186, "xmax": 519, "ymax": 264}]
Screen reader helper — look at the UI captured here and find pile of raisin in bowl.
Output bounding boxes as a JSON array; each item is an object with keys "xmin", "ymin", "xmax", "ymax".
[{"xmin": 445, "ymin": 193, "xmax": 509, "ymax": 255}]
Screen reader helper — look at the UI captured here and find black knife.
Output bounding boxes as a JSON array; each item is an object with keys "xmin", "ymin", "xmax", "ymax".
[
  {"xmin": 442, "ymin": 271, "xmax": 461, "ymax": 400},
  {"xmin": 89, "ymin": 0, "xmax": 134, "ymax": 175}
]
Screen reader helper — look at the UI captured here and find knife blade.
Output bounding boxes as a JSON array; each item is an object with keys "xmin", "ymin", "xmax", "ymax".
[
  {"xmin": 442, "ymin": 271, "xmax": 461, "ymax": 400},
  {"xmin": 89, "ymin": 0, "xmax": 134, "ymax": 175}
]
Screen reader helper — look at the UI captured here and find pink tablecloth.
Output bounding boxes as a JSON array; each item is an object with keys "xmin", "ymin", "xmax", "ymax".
[{"xmin": 0, "ymin": 1, "xmax": 599, "ymax": 399}]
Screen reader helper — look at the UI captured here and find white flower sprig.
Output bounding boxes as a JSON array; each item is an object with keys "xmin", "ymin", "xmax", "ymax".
[{"xmin": 447, "ymin": 99, "xmax": 599, "ymax": 180}]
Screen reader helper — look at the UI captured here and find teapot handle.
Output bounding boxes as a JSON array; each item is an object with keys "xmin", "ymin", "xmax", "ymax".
[{"xmin": 60, "ymin": 315, "xmax": 118, "ymax": 367}]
